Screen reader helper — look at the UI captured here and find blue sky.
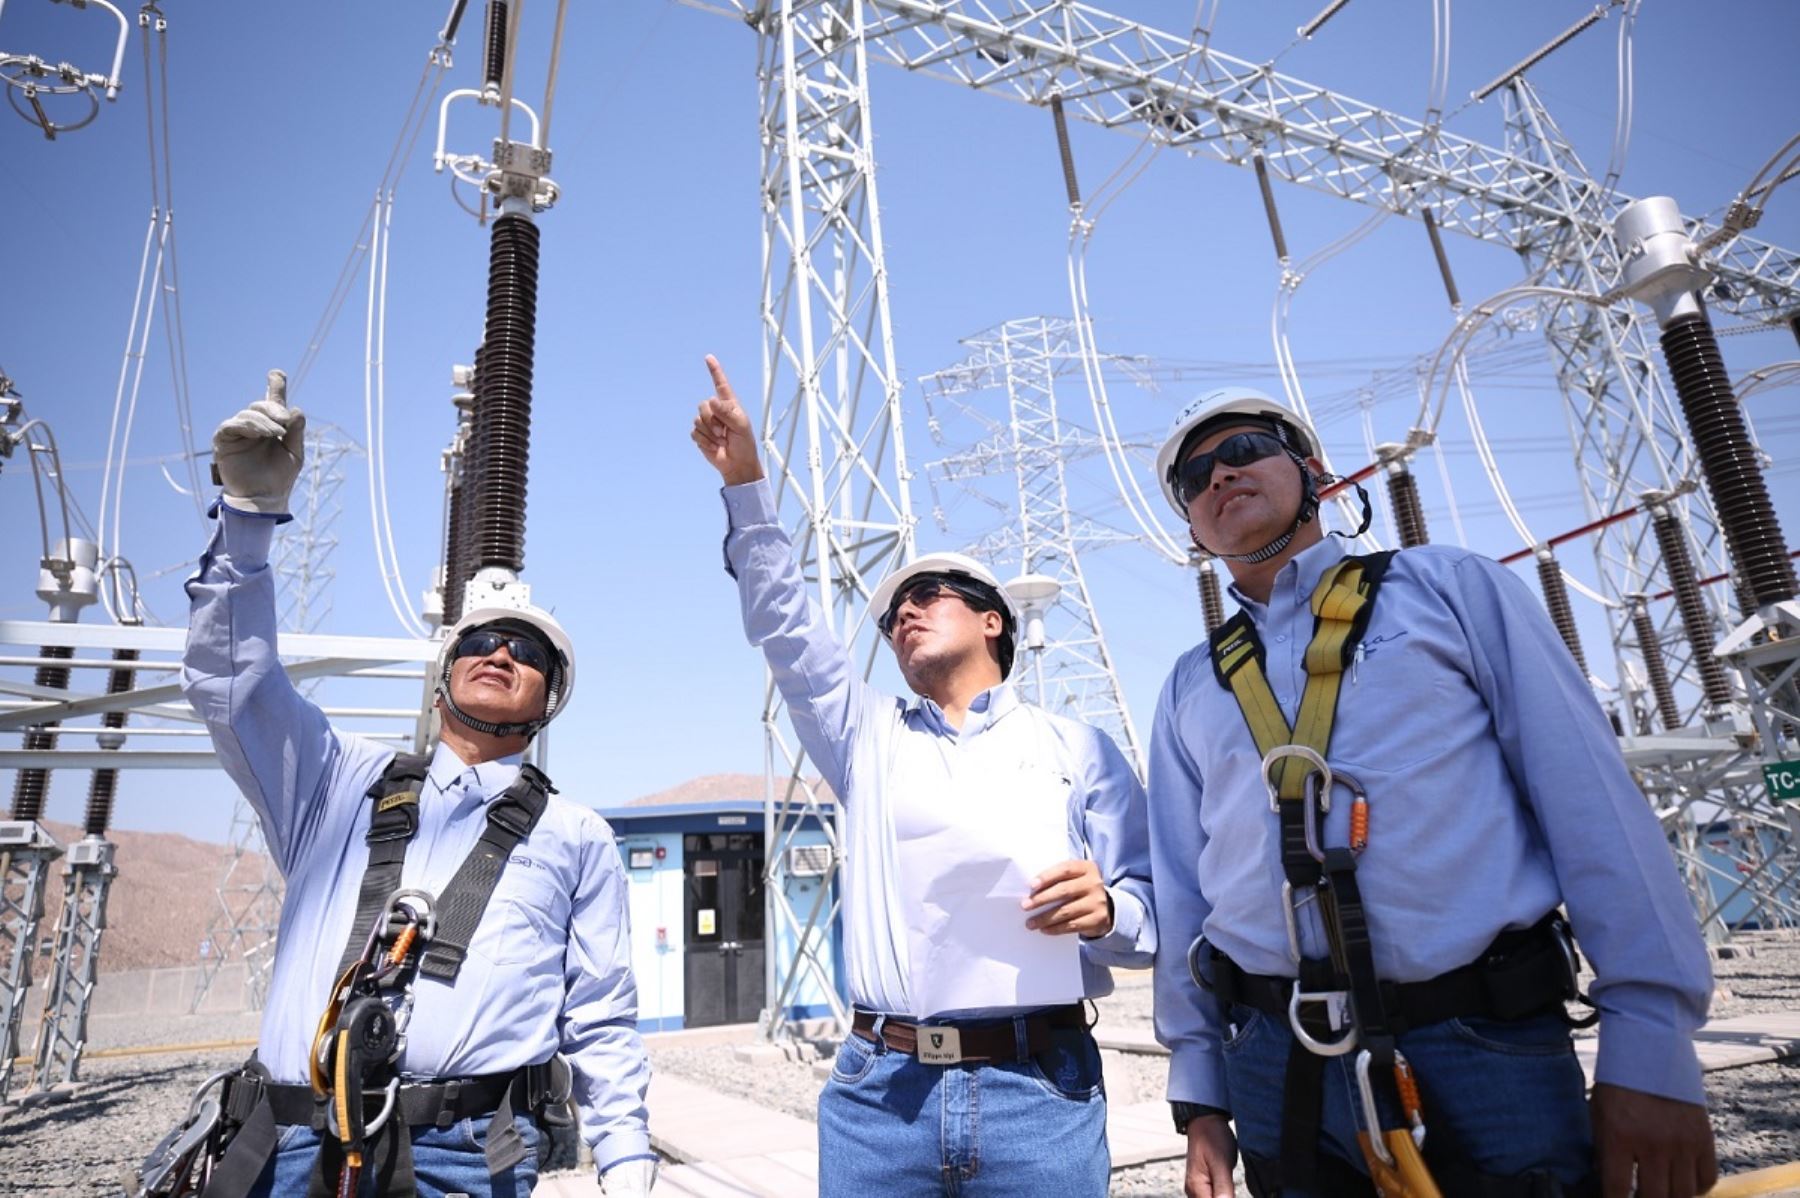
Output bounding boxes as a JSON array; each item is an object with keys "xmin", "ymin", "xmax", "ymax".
[{"xmin": 3, "ymin": 1, "xmax": 1797, "ymax": 841}]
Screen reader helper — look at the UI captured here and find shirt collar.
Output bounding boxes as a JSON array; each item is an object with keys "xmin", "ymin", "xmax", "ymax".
[
  {"xmin": 1226, "ymin": 535, "xmax": 1349, "ymax": 614},
  {"xmin": 427, "ymin": 740, "xmax": 523, "ymax": 800},
  {"xmin": 905, "ymin": 679, "xmax": 1020, "ymax": 733}
]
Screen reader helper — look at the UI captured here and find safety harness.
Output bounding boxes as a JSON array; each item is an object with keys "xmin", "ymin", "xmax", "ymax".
[
  {"xmin": 1195, "ymin": 553, "xmax": 1593, "ymax": 1198},
  {"xmin": 136, "ymin": 753, "xmax": 571, "ymax": 1198}
]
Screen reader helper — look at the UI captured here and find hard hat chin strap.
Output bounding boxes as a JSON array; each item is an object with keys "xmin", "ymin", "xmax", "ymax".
[
  {"xmin": 436, "ymin": 660, "xmax": 559, "ymax": 740},
  {"xmin": 1192, "ymin": 452, "xmax": 1320, "ymax": 564}
]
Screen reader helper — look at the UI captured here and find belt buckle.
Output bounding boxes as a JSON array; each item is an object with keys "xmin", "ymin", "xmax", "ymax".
[{"xmin": 915, "ymin": 1025, "xmax": 963, "ymax": 1065}]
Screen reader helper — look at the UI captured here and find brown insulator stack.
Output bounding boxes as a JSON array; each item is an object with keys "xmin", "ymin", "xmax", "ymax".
[
  {"xmin": 484, "ymin": 0, "xmax": 509, "ymax": 93},
  {"xmin": 1628, "ymin": 599, "xmax": 1682, "ymax": 733},
  {"xmin": 83, "ymin": 649, "xmax": 138, "ymax": 836},
  {"xmin": 1651, "ymin": 508, "xmax": 1734, "ymax": 709},
  {"xmin": 1197, "ymin": 561, "xmax": 1225, "ymax": 635},
  {"xmin": 1533, "ymin": 553, "xmax": 1587, "ymax": 677},
  {"xmin": 11, "ymin": 645, "xmax": 74, "ymax": 821},
  {"xmin": 1660, "ymin": 312, "xmax": 1797, "ymax": 610},
  {"xmin": 468, "ymin": 214, "xmax": 539, "ymax": 574},
  {"xmin": 1387, "ymin": 465, "xmax": 1429, "ymax": 548}
]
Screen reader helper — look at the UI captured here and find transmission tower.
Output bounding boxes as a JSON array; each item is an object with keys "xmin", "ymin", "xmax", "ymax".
[
  {"xmin": 750, "ymin": 0, "xmax": 915, "ymax": 1041},
  {"xmin": 191, "ymin": 425, "xmax": 359, "ymax": 1014},
  {"xmin": 921, "ymin": 317, "xmax": 1144, "ymax": 776}
]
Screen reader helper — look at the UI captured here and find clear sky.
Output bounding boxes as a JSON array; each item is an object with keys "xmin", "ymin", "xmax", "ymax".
[{"xmin": 3, "ymin": 0, "xmax": 1797, "ymax": 841}]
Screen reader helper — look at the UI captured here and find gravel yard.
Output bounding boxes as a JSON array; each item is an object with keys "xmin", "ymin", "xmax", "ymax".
[{"xmin": 3, "ymin": 936, "xmax": 1795, "ymax": 1196}]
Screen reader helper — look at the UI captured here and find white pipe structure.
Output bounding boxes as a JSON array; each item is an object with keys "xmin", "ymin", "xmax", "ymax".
[{"xmin": 361, "ymin": 190, "xmax": 430, "ymax": 639}]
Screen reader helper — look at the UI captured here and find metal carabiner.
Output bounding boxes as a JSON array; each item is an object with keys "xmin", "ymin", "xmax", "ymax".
[
  {"xmin": 1288, "ymin": 982, "xmax": 1358, "ymax": 1056},
  {"xmin": 324, "ymin": 1076, "xmax": 402, "ymax": 1139},
  {"xmin": 1259, "ymin": 743, "xmax": 1330, "ymax": 813},
  {"xmin": 1354, "ymin": 1049, "xmax": 1397, "ymax": 1167},
  {"xmin": 382, "ymin": 887, "xmax": 438, "ymax": 944}
]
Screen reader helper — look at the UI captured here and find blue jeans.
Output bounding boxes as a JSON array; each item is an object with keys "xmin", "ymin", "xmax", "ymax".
[
  {"xmin": 1221, "ymin": 1002, "xmax": 1595, "ymax": 1196},
  {"xmin": 817, "ymin": 1018, "xmax": 1110, "ymax": 1197},
  {"xmin": 247, "ymin": 1113, "xmax": 542, "ymax": 1197}
]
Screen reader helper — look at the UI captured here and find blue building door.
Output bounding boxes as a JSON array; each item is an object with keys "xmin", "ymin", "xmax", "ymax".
[{"xmin": 682, "ymin": 834, "xmax": 766, "ymax": 1027}]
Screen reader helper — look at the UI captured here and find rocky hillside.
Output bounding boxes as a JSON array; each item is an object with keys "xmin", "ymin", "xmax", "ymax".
[{"xmin": 27, "ymin": 820, "xmax": 275, "ymax": 973}]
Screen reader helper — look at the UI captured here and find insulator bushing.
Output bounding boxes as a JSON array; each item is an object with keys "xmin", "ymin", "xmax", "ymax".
[
  {"xmin": 11, "ymin": 645, "xmax": 74, "ymax": 821},
  {"xmin": 1386, "ymin": 466, "xmax": 1429, "ymax": 548},
  {"xmin": 468, "ymin": 214, "xmax": 539, "ymax": 574},
  {"xmin": 1660, "ymin": 312, "xmax": 1797, "ymax": 609},
  {"xmin": 1534, "ymin": 554, "xmax": 1588, "ymax": 678},
  {"xmin": 1049, "ymin": 94, "xmax": 1082, "ymax": 209},
  {"xmin": 1197, "ymin": 562, "xmax": 1225, "ymax": 635},
  {"xmin": 443, "ymin": 452, "xmax": 472, "ymax": 625},
  {"xmin": 484, "ymin": 0, "xmax": 509, "ymax": 92},
  {"xmin": 1651, "ymin": 510, "xmax": 1735, "ymax": 708},
  {"xmin": 83, "ymin": 649, "xmax": 137, "ymax": 836},
  {"xmin": 1629, "ymin": 600, "xmax": 1682, "ymax": 733}
]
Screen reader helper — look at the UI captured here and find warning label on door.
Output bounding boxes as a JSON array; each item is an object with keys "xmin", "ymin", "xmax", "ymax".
[{"xmin": 697, "ymin": 909, "xmax": 717, "ymax": 936}]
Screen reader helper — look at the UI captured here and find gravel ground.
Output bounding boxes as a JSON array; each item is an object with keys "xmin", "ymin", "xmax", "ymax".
[{"xmin": 3, "ymin": 936, "xmax": 1795, "ymax": 1196}]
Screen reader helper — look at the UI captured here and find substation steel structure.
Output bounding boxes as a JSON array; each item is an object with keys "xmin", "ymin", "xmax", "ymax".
[
  {"xmin": 921, "ymin": 316, "xmax": 1146, "ymax": 778},
  {"xmin": 736, "ymin": 0, "xmax": 1800, "ymax": 1038}
]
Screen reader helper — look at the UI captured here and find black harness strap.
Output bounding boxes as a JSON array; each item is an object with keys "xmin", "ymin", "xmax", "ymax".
[
  {"xmin": 418, "ymin": 763, "xmax": 554, "ymax": 981},
  {"xmin": 333, "ymin": 752, "xmax": 430, "ymax": 979}
]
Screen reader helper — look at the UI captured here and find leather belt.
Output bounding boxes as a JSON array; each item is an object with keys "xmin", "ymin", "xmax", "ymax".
[{"xmin": 850, "ymin": 1005, "xmax": 1087, "ymax": 1064}]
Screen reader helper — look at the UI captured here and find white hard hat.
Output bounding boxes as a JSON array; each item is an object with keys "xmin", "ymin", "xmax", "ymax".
[
  {"xmin": 870, "ymin": 552, "xmax": 1021, "ymax": 677},
  {"xmin": 438, "ymin": 593, "xmax": 575, "ymax": 730},
  {"xmin": 870, "ymin": 552, "xmax": 1021, "ymax": 631},
  {"xmin": 1154, "ymin": 387, "xmax": 1322, "ymax": 516}
]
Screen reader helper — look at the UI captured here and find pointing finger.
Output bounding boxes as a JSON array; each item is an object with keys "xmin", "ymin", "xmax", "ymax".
[
  {"xmin": 265, "ymin": 369, "xmax": 288, "ymax": 408},
  {"xmin": 704, "ymin": 354, "xmax": 738, "ymax": 407}
]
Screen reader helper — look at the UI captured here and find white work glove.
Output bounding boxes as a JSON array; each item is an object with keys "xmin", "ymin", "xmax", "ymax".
[
  {"xmin": 210, "ymin": 369, "xmax": 305, "ymax": 518},
  {"xmin": 601, "ymin": 1157, "xmax": 658, "ymax": 1196}
]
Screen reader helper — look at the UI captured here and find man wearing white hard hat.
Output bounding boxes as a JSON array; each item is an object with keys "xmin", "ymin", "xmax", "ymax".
[
  {"xmin": 690, "ymin": 356, "xmax": 1154, "ymax": 1197},
  {"xmin": 1145, "ymin": 388, "xmax": 1715, "ymax": 1198},
  {"xmin": 168, "ymin": 372, "xmax": 654, "ymax": 1198}
]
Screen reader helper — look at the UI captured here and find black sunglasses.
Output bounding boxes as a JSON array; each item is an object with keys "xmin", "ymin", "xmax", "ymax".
[
  {"xmin": 453, "ymin": 628, "xmax": 552, "ymax": 675},
  {"xmin": 1174, "ymin": 430, "xmax": 1289, "ymax": 507},
  {"xmin": 877, "ymin": 576, "xmax": 994, "ymax": 639}
]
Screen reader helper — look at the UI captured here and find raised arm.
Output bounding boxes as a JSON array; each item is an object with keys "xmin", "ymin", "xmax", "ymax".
[
  {"xmin": 181, "ymin": 371, "xmax": 375, "ymax": 873},
  {"xmin": 691, "ymin": 355, "xmax": 880, "ymax": 799}
]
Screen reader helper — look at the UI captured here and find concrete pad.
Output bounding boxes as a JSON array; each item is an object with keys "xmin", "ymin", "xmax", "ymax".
[
  {"xmin": 532, "ymin": 1174, "xmax": 605, "ymax": 1197},
  {"xmin": 731, "ymin": 1043, "xmax": 788, "ymax": 1068},
  {"xmin": 657, "ymin": 1161, "xmax": 786, "ymax": 1197},
  {"xmin": 648, "ymin": 1074, "xmax": 816, "ymax": 1166},
  {"xmin": 1106, "ymin": 1100, "xmax": 1189, "ymax": 1168}
]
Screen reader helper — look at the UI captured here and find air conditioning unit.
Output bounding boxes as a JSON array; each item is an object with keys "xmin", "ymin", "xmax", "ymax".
[{"xmin": 786, "ymin": 844, "xmax": 833, "ymax": 878}]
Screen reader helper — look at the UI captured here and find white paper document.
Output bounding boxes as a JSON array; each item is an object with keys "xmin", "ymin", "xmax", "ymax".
[{"xmin": 898, "ymin": 766, "xmax": 1084, "ymax": 1016}]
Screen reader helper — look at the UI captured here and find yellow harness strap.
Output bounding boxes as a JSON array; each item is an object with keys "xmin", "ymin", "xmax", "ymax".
[{"xmin": 1214, "ymin": 558, "xmax": 1379, "ymax": 800}]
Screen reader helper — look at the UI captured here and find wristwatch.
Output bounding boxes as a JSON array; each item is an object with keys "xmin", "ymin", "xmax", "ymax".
[{"xmin": 1172, "ymin": 1101, "xmax": 1231, "ymax": 1135}]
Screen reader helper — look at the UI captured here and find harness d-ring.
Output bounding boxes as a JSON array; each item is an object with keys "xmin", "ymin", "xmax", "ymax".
[
  {"xmin": 1260, "ymin": 743, "xmax": 1331, "ymax": 812},
  {"xmin": 1288, "ymin": 983, "xmax": 1358, "ymax": 1056}
]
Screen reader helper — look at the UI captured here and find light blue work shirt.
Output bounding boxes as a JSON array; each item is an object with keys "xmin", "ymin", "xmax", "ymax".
[
  {"xmin": 722, "ymin": 480, "xmax": 1156, "ymax": 1019},
  {"xmin": 1148, "ymin": 535, "xmax": 1712, "ymax": 1110},
  {"xmin": 182, "ymin": 510, "xmax": 652, "ymax": 1173}
]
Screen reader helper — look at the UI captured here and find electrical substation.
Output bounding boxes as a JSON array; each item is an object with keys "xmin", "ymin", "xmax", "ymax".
[{"xmin": 1, "ymin": 0, "xmax": 1797, "ymax": 1191}]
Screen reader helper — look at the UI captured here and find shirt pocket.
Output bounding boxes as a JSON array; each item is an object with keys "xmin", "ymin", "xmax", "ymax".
[{"xmin": 468, "ymin": 858, "xmax": 570, "ymax": 966}]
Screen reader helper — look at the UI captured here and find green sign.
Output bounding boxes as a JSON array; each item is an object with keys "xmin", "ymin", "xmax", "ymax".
[{"xmin": 1764, "ymin": 761, "xmax": 1800, "ymax": 804}]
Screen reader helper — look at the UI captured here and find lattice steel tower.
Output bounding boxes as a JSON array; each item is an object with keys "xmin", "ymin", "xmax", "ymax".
[
  {"xmin": 921, "ymin": 317, "xmax": 1144, "ymax": 776},
  {"xmin": 751, "ymin": 0, "xmax": 915, "ymax": 1039}
]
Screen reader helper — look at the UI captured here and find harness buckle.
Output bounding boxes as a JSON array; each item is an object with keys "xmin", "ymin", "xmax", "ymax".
[
  {"xmin": 1288, "ymin": 982, "xmax": 1357, "ymax": 1055},
  {"xmin": 1260, "ymin": 743, "xmax": 1330, "ymax": 812},
  {"xmin": 381, "ymin": 887, "xmax": 438, "ymax": 945}
]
